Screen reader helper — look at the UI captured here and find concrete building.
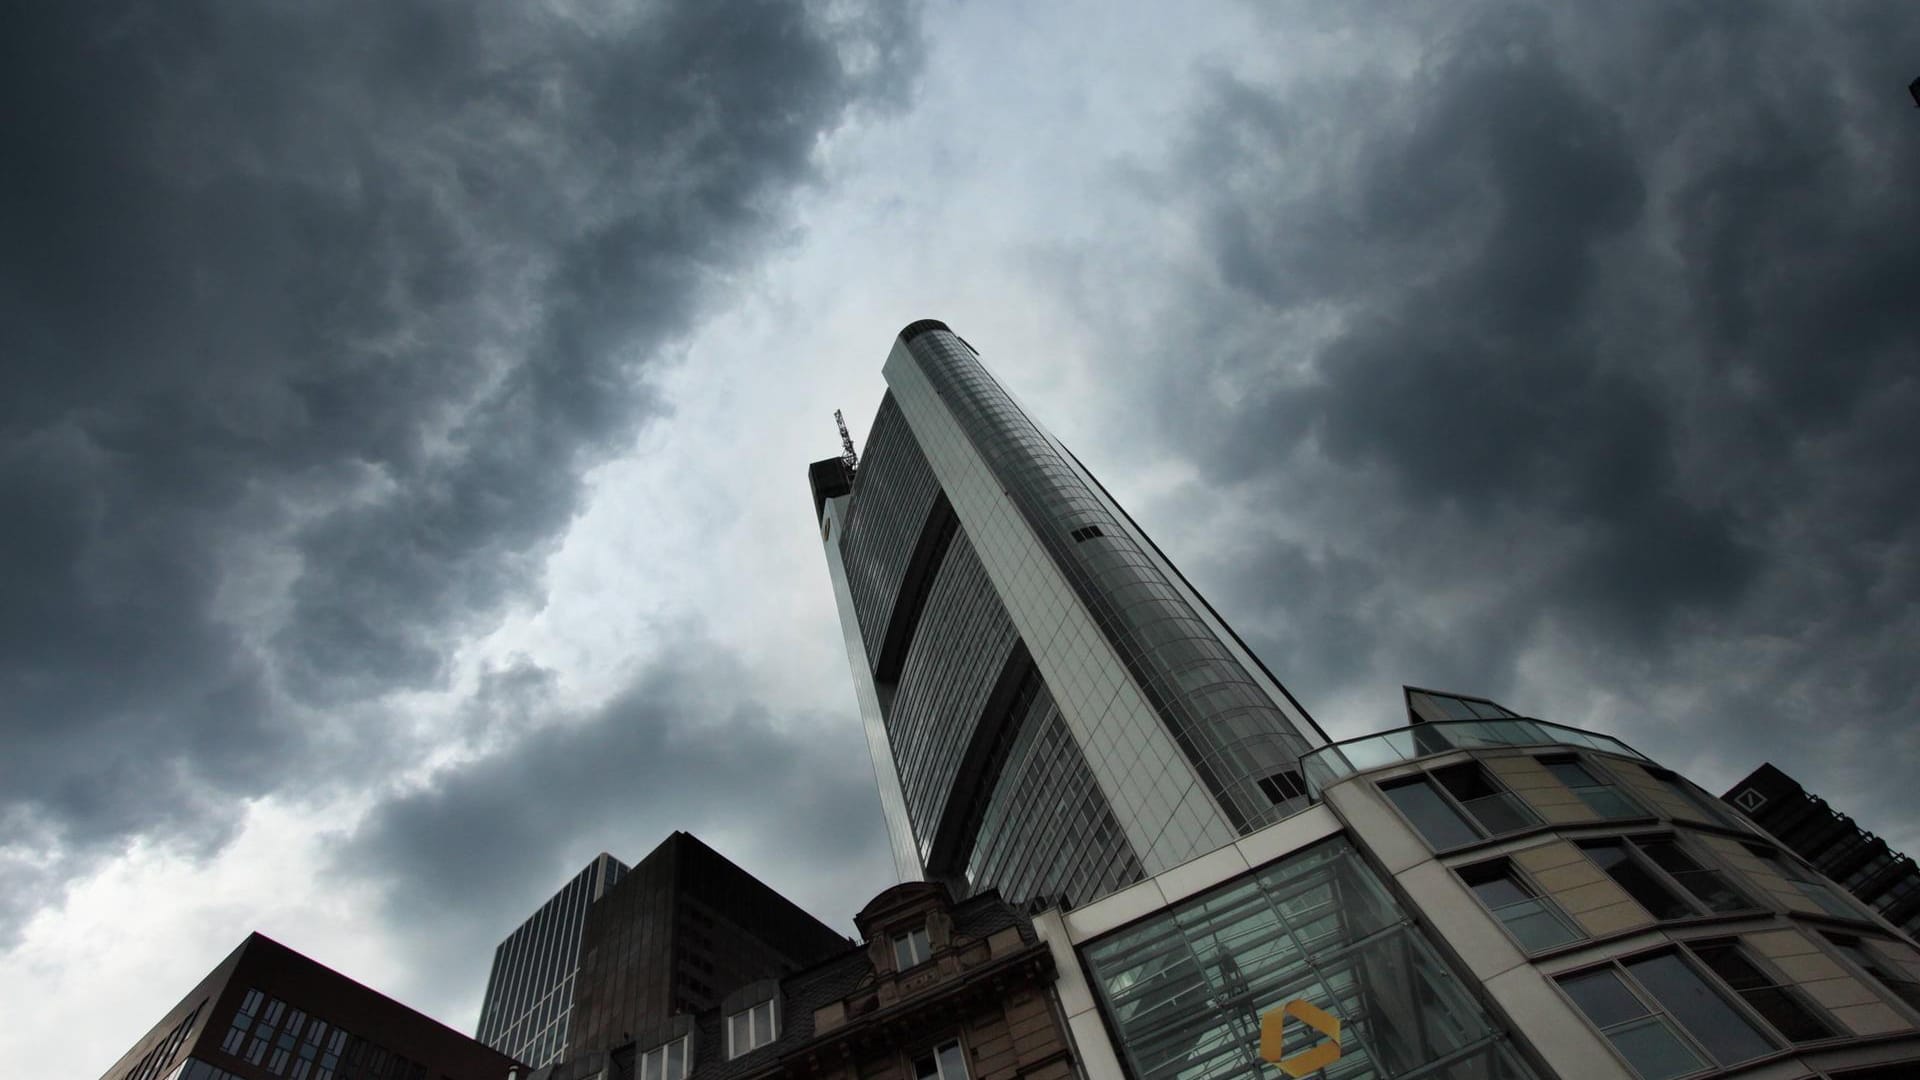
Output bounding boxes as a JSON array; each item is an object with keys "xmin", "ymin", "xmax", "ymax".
[
  {"xmin": 100, "ymin": 932, "xmax": 522, "ymax": 1080},
  {"xmin": 1722, "ymin": 764, "xmax": 1920, "ymax": 942},
  {"xmin": 1034, "ymin": 690, "xmax": 1920, "ymax": 1080},
  {"xmin": 810, "ymin": 319, "xmax": 1326, "ymax": 910},
  {"xmin": 477, "ymin": 852, "xmax": 630, "ymax": 1067}
]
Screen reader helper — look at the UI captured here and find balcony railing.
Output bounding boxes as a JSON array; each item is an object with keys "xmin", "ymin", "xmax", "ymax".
[{"xmin": 1300, "ymin": 717, "xmax": 1651, "ymax": 797}]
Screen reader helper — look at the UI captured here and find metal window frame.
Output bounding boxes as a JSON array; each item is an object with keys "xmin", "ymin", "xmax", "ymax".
[
  {"xmin": 1378, "ymin": 761, "xmax": 1539, "ymax": 851},
  {"xmin": 1582, "ymin": 833, "xmax": 1758, "ymax": 920},
  {"xmin": 1457, "ymin": 857, "xmax": 1586, "ymax": 954},
  {"xmin": 1537, "ymin": 753, "xmax": 1651, "ymax": 821},
  {"xmin": 1556, "ymin": 944, "xmax": 1786, "ymax": 1077}
]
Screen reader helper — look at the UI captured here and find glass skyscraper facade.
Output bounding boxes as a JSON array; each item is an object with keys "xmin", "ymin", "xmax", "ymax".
[
  {"xmin": 813, "ymin": 319, "xmax": 1327, "ymax": 908},
  {"xmin": 475, "ymin": 852, "xmax": 628, "ymax": 1067}
]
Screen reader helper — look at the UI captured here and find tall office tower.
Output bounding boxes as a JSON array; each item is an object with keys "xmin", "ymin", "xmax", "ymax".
[
  {"xmin": 810, "ymin": 319, "xmax": 1327, "ymax": 909},
  {"xmin": 99, "ymin": 932, "xmax": 522, "ymax": 1080},
  {"xmin": 565, "ymin": 832, "xmax": 849, "ymax": 1057},
  {"xmin": 475, "ymin": 852, "xmax": 629, "ymax": 1067},
  {"xmin": 1724, "ymin": 764, "xmax": 1920, "ymax": 941}
]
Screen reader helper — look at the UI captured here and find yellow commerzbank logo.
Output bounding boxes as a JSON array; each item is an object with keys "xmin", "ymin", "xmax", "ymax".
[{"xmin": 1258, "ymin": 1000, "xmax": 1342, "ymax": 1077}]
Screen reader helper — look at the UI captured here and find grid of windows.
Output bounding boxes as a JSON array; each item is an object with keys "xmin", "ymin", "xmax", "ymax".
[
  {"xmin": 1381, "ymin": 763, "xmax": 1539, "ymax": 849},
  {"xmin": 476, "ymin": 853, "xmax": 627, "ymax": 1067},
  {"xmin": 215, "ymin": 987, "xmax": 424, "ymax": 1080},
  {"xmin": 1083, "ymin": 838, "xmax": 1537, "ymax": 1080},
  {"xmin": 1585, "ymin": 837, "xmax": 1754, "ymax": 919},
  {"xmin": 905, "ymin": 329, "xmax": 1317, "ymax": 836},
  {"xmin": 837, "ymin": 393, "xmax": 945, "ymax": 672},
  {"xmin": 963, "ymin": 693, "xmax": 1143, "ymax": 907},
  {"xmin": 885, "ymin": 533, "xmax": 1021, "ymax": 848}
]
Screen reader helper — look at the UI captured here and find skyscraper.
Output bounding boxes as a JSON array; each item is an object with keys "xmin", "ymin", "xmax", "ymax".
[
  {"xmin": 811, "ymin": 319, "xmax": 1327, "ymax": 909},
  {"xmin": 476, "ymin": 852, "xmax": 628, "ymax": 1068}
]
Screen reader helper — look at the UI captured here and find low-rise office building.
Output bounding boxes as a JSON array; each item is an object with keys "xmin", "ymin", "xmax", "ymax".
[
  {"xmin": 101, "ymin": 932, "xmax": 522, "ymax": 1080},
  {"xmin": 1034, "ymin": 691, "xmax": 1920, "ymax": 1080}
]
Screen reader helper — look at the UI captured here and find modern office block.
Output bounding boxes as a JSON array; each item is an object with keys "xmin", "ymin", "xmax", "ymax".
[
  {"xmin": 811, "ymin": 319, "xmax": 1327, "ymax": 909},
  {"xmin": 1032, "ymin": 691, "xmax": 1920, "ymax": 1080},
  {"xmin": 1724, "ymin": 763, "xmax": 1920, "ymax": 942},
  {"xmin": 564, "ymin": 832, "xmax": 849, "ymax": 1057},
  {"xmin": 475, "ymin": 852, "xmax": 629, "ymax": 1067},
  {"xmin": 100, "ymin": 932, "xmax": 522, "ymax": 1080}
]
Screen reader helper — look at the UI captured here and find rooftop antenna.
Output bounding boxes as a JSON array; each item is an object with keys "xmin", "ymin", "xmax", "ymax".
[{"xmin": 835, "ymin": 409, "xmax": 858, "ymax": 473}]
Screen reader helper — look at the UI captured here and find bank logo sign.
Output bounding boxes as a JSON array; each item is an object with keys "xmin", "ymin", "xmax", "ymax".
[{"xmin": 1258, "ymin": 1000, "xmax": 1342, "ymax": 1077}]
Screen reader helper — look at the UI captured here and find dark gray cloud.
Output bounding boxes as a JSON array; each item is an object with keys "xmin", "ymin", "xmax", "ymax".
[
  {"xmin": 1106, "ymin": 2, "xmax": 1920, "ymax": 833},
  {"xmin": 330, "ymin": 634, "xmax": 890, "ymax": 1012},
  {"xmin": 0, "ymin": 0, "xmax": 917, "ymax": 937}
]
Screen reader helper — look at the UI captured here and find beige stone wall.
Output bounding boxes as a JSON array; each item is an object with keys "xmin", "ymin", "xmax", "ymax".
[
  {"xmin": 1744, "ymin": 928, "xmax": 1912, "ymax": 1036},
  {"xmin": 1482, "ymin": 755, "xmax": 1601, "ymax": 825},
  {"xmin": 1698, "ymin": 834, "xmax": 1824, "ymax": 915},
  {"xmin": 1511, "ymin": 839, "xmax": 1652, "ymax": 937}
]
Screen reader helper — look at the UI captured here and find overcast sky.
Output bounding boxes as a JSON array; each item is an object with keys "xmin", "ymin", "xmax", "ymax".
[{"xmin": 6, "ymin": 1, "xmax": 1918, "ymax": 1073}]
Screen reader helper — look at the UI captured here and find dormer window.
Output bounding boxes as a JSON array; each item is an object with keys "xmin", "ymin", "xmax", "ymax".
[
  {"xmin": 727, "ymin": 1000, "xmax": 778, "ymax": 1059},
  {"xmin": 893, "ymin": 926, "xmax": 932, "ymax": 969},
  {"xmin": 640, "ymin": 1035, "xmax": 690, "ymax": 1080}
]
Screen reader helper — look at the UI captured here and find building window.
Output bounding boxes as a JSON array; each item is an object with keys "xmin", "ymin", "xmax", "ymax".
[
  {"xmin": 1690, "ymin": 941, "xmax": 1836, "ymax": 1043},
  {"xmin": 1582, "ymin": 837, "xmax": 1753, "ymax": 919},
  {"xmin": 1381, "ymin": 763, "xmax": 1537, "ymax": 850},
  {"xmin": 1408, "ymin": 689, "xmax": 1516, "ymax": 721},
  {"xmin": 1641, "ymin": 766, "xmax": 1730, "ymax": 826},
  {"xmin": 727, "ymin": 1000, "xmax": 778, "ymax": 1058},
  {"xmin": 1541, "ymin": 756, "xmax": 1646, "ymax": 820},
  {"xmin": 1825, "ymin": 934, "xmax": 1920, "ymax": 1012},
  {"xmin": 913, "ymin": 1040, "xmax": 969, "ymax": 1080},
  {"xmin": 1069, "ymin": 525, "xmax": 1104, "ymax": 542},
  {"xmin": 1459, "ymin": 860, "xmax": 1582, "ymax": 952},
  {"xmin": 1561, "ymin": 951, "xmax": 1775, "ymax": 1078},
  {"xmin": 1257, "ymin": 769, "xmax": 1305, "ymax": 804},
  {"xmin": 1742, "ymin": 844, "xmax": 1859, "ymax": 919},
  {"xmin": 639, "ymin": 1035, "xmax": 690, "ymax": 1080},
  {"xmin": 894, "ymin": 926, "xmax": 932, "ymax": 969}
]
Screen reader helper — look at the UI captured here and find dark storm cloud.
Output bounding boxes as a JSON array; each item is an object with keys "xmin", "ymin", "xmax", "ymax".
[
  {"xmin": 1127, "ymin": 2, "xmax": 1920, "ymax": 831},
  {"xmin": 0, "ymin": 0, "xmax": 917, "ymax": 934},
  {"xmin": 331, "ymin": 636, "xmax": 888, "ymax": 1008}
]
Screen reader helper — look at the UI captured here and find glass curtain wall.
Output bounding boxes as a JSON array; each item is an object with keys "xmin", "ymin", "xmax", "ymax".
[{"xmin": 1083, "ymin": 839, "xmax": 1537, "ymax": 1080}]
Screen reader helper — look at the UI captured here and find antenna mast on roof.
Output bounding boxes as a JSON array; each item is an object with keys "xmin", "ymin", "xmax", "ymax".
[{"xmin": 835, "ymin": 409, "xmax": 858, "ymax": 473}]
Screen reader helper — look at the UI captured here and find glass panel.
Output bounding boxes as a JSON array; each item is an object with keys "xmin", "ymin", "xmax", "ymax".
[
  {"xmin": 1084, "ymin": 838, "xmax": 1537, "ymax": 1080},
  {"xmin": 937, "ymin": 1041, "xmax": 968, "ymax": 1080},
  {"xmin": 1459, "ymin": 792, "xmax": 1537, "ymax": 835},
  {"xmin": 1585, "ymin": 842, "xmax": 1695, "ymax": 919},
  {"xmin": 1606, "ymin": 1017, "xmax": 1707, "ymax": 1080},
  {"xmin": 1626, "ymin": 953, "xmax": 1773, "ymax": 1066},
  {"xmin": 1501, "ymin": 902, "xmax": 1582, "ymax": 952},
  {"xmin": 1383, "ymin": 778, "xmax": 1482, "ymax": 849},
  {"xmin": 1562, "ymin": 969, "xmax": 1650, "ymax": 1028},
  {"xmin": 1637, "ymin": 840, "xmax": 1751, "ymax": 913},
  {"xmin": 1692, "ymin": 943, "xmax": 1834, "ymax": 1042}
]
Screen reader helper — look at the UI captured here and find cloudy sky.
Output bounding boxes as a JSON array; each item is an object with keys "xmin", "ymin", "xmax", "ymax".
[{"xmin": 5, "ymin": 0, "xmax": 1918, "ymax": 1072}]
